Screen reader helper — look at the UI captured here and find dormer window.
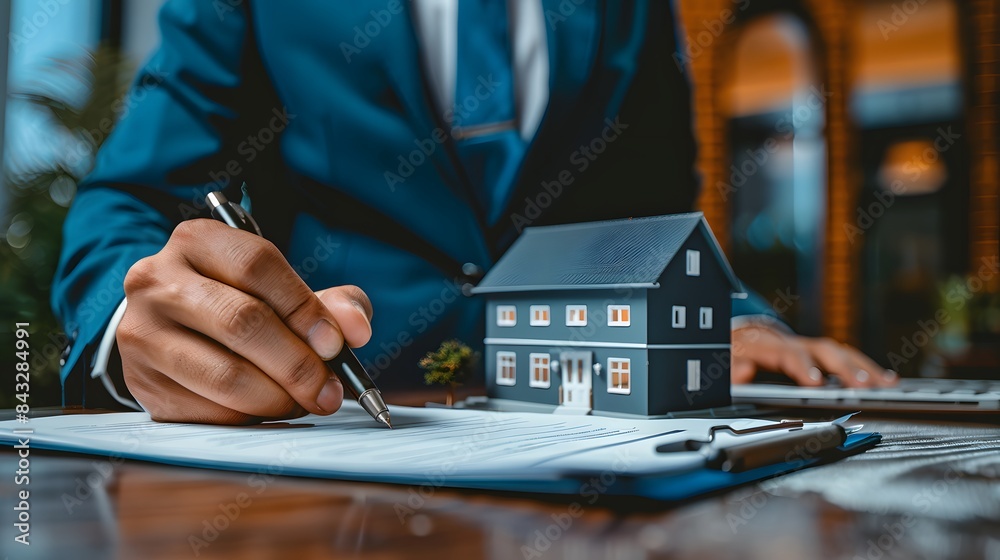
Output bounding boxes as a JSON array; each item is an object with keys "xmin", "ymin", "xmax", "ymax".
[
  {"xmin": 686, "ymin": 250, "xmax": 700, "ymax": 276},
  {"xmin": 530, "ymin": 305, "xmax": 551, "ymax": 326},
  {"xmin": 608, "ymin": 305, "xmax": 630, "ymax": 327},
  {"xmin": 566, "ymin": 305, "xmax": 587, "ymax": 326},
  {"xmin": 496, "ymin": 305, "xmax": 516, "ymax": 327}
]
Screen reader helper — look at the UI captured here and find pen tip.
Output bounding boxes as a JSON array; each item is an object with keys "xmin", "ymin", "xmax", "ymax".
[{"xmin": 376, "ymin": 411, "xmax": 392, "ymax": 429}]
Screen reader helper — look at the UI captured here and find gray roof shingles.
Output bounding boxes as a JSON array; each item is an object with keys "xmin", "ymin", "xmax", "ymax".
[{"xmin": 472, "ymin": 213, "xmax": 742, "ymax": 294}]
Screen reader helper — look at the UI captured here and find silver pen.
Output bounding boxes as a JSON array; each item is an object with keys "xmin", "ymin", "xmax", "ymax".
[{"xmin": 206, "ymin": 190, "xmax": 392, "ymax": 428}]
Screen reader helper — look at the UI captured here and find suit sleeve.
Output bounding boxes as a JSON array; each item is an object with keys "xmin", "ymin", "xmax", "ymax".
[
  {"xmin": 731, "ymin": 289, "xmax": 784, "ymax": 321},
  {"xmin": 51, "ymin": 0, "xmax": 265, "ymax": 405}
]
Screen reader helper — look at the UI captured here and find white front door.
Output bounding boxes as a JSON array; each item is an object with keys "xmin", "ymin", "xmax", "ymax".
[{"xmin": 560, "ymin": 352, "xmax": 592, "ymax": 409}]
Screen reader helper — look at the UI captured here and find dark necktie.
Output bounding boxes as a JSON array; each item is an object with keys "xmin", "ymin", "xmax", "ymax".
[{"xmin": 453, "ymin": 0, "xmax": 526, "ymax": 224}]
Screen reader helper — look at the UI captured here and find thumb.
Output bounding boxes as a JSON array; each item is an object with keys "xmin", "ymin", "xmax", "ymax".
[{"xmin": 314, "ymin": 285, "xmax": 373, "ymax": 349}]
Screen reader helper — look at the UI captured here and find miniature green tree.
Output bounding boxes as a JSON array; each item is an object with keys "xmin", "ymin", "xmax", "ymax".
[{"xmin": 419, "ymin": 340, "xmax": 478, "ymax": 406}]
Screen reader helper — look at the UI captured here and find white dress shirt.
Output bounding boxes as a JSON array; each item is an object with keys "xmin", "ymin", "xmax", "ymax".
[
  {"xmin": 94, "ymin": 0, "xmax": 551, "ymax": 409},
  {"xmin": 410, "ymin": 0, "xmax": 549, "ymax": 140}
]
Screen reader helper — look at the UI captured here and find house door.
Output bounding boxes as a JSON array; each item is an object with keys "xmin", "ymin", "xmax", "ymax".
[{"xmin": 560, "ymin": 352, "xmax": 592, "ymax": 409}]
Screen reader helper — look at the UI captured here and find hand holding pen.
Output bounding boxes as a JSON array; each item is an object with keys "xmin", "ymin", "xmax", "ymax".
[
  {"xmin": 114, "ymin": 190, "xmax": 389, "ymax": 426},
  {"xmin": 207, "ymin": 191, "xmax": 391, "ymax": 427}
]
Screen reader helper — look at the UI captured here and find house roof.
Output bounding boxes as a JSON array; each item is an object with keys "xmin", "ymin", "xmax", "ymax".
[{"xmin": 470, "ymin": 213, "xmax": 744, "ymax": 294}]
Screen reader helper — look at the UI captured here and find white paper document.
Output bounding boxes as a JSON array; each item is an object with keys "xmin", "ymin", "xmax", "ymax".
[{"xmin": 0, "ymin": 402, "xmax": 839, "ymax": 486}]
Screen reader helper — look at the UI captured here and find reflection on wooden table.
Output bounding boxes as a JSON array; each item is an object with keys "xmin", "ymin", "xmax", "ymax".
[{"xmin": 1, "ymin": 404, "xmax": 998, "ymax": 560}]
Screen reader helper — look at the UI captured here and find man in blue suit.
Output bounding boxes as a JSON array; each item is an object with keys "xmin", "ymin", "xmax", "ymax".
[{"xmin": 53, "ymin": 0, "xmax": 893, "ymax": 424}]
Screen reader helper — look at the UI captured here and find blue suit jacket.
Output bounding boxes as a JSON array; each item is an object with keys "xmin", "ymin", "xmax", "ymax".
[{"xmin": 53, "ymin": 0, "xmax": 774, "ymax": 405}]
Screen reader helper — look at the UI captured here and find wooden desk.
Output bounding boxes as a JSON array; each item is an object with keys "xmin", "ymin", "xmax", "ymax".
[{"xmin": 2, "ymin": 400, "xmax": 999, "ymax": 560}]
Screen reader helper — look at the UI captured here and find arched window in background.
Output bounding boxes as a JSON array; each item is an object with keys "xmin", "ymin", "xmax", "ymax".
[
  {"xmin": 721, "ymin": 13, "xmax": 827, "ymax": 335},
  {"xmin": 0, "ymin": 0, "xmax": 165, "ymax": 407}
]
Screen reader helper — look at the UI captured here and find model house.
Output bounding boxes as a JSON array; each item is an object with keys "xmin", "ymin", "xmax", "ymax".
[{"xmin": 470, "ymin": 213, "xmax": 745, "ymax": 417}]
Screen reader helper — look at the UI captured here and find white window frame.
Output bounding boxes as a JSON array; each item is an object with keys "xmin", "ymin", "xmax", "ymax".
[
  {"xmin": 529, "ymin": 305, "xmax": 551, "ymax": 327},
  {"xmin": 566, "ymin": 305, "xmax": 588, "ymax": 326},
  {"xmin": 699, "ymin": 307, "xmax": 713, "ymax": 329},
  {"xmin": 672, "ymin": 305, "xmax": 686, "ymax": 328},
  {"xmin": 496, "ymin": 305, "xmax": 517, "ymax": 327},
  {"xmin": 687, "ymin": 360, "xmax": 701, "ymax": 392},
  {"xmin": 607, "ymin": 358, "xmax": 631, "ymax": 395},
  {"xmin": 529, "ymin": 353, "xmax": 551, "ymax": 388},
  {"xmin": 686, "ymin": 249, "xmax": 701, "ymax": 276},
  {"xmin": 607, "ymin": 304, "xmax": 631, "ymax": 327},
  {"xmin": 496, "ymin": 351, "xmax": 517, "ymax": 386}
]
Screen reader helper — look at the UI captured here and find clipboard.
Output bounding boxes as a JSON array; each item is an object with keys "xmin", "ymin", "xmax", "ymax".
[{"xmin": 0, "ymin": 405, "xmax": 881, "ymax": 502}]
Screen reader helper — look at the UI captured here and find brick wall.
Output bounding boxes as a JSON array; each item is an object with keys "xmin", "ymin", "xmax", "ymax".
[
  {"xmin": 968, "ymin": 0, "xmax": 1000, "ymax": 287},
  {"xmin": 675, "ymin": 0, "xmax": 859, "ymax": 343}
]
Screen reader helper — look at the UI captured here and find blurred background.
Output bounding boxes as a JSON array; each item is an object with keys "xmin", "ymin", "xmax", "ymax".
[
  {"xmin": 0, "ymin": 0, "xmax": 998, "ymax": 407},
  {"xmin": 0, "ymin": 0, "xmax": 160, "ymax": 406},
  {"xmin": 675, "ymin": 0, "xmax": 999, "ymax": 379}
]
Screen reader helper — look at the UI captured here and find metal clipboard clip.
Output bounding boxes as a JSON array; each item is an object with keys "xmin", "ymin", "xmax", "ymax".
[{"xmin": 656, "ymin": 414, "xmax": 859, "ymax": 473}]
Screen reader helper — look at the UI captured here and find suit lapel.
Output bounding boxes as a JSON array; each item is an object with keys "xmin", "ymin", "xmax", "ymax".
[
  {"xmin": 380, "ymin": 3, "xmax": 492, "ymax": 260},
  {"xmin": 486, "ymin": 0, "xmax": 605, "ymax": 252},
  {"xmin": 380, "ymin": 1, "xmax": 607, "ymax": 259},
  {"xmin": 537, "ymin": 0, "xmax": 603, "ymax": 135}
]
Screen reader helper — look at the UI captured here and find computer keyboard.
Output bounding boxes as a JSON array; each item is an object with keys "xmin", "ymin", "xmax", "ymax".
[
  {"xmin": 731, "ymin": 377, "xmax": 1000, "ymax": 413},
  {"xmin": 894, "ymin": 378, "xmax": 1000, "ymax": 394}
]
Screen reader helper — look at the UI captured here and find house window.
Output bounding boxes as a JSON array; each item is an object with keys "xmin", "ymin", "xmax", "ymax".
[
  {"xmin": 687, "ymin": 360, "xmax": 701, "ymax": 392},
  {"xmin": 496, "ymin": 352, "xmax": 516, "ymax": 386},
  {"xmin": 530, "ymin": 305, "xmax": 551, "ymax": 326},
  {"xmin": 529, "ymin": 353, "xmax": 551, "ymax": 388},
  {"xmin": 672, "ymin": 306, "xmax": 686, "ymax": 328},
  {"xmin": 686, "ymin": 250, "xmax": 701, "ymax": 276},
  {"xmin": 497, "ymin": 305, "xmax": 516, "ymax": 327},
  {"xmin": 608, "ymin": 305, "xmax": 631, "ymax": 327},
  {"xmin": 699, "ymin": 307, "xmax": 713, "ymax": 329},
  {"xmin": 608, "ymin": 358, "xmax": 631, "ymax": 394},
  {"xmin": 566, "ymin": 305, "xmax": 587, "ymax": 326}
]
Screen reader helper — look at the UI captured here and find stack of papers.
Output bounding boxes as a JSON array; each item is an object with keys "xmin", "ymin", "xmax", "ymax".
[{"xmin": 0, "ymin": 403, "xmax": 880, "ymax": 501}]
